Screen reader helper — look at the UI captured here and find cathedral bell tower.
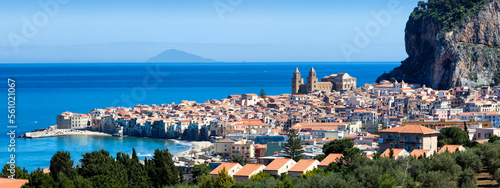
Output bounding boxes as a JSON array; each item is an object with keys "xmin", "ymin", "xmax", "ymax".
[
  {"xmin": 307, "ymin": 67, "xmax": 318, "ymax": 93},
  {"xmin": 292, "ymin": 67, "xmax": 303, "ymax": 94}
]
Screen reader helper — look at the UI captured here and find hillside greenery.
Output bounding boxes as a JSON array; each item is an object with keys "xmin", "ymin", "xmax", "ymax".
[
  {"xmin": 2, "ymin": 141, "xmax": 500, "ymax": 187},
  {"xmin": 413, "ymin": 0, "xmax": 492, "ymax": 31}
]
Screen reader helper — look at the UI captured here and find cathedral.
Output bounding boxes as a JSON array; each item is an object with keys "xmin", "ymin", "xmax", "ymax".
[{"xmin": 292, "ymin": 67, "xmax": 357, "ymax": 94}]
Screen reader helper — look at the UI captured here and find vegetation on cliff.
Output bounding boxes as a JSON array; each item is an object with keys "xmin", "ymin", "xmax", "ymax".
[{"xmin": 414, "ymin": 0, "xmax": 492, "ymax": 31}]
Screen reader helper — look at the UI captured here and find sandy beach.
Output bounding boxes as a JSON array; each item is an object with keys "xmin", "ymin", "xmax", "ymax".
[
  {"xmin": 62, "ymin": 130, "xmax": 113, "ymax": 136},
  {"xmin": 176, "ymin": 141, "xmax": 213, "ymax": 156},
  {"xmin": 23, "ymin": 128, "xmax": 113, "ymax": 138}
]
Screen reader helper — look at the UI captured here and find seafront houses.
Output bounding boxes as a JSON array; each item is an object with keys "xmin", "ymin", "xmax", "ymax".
[
  {"xmin": 56, "ymin": 112, "xmax": 90, "ymax": 129},
  {"xmin": 209, "ymin": 162, "xmax": 243, "ymax": 178},
  {"xmin": 263, "ymin": 158, "xmax": 296, "ymax": 175},
  {"xmin": 233, "ymin": 163, "xmax": 266, "ymax": 180},
  {"xmin": 288, "ymin": 159, "xmax": 320, "ymax": 176},
  {"xmin": 379, "ymin": 124, "xmax": 439, "ymax": 153},
  {"xmin": 317, "ymin": 153, "xmax": 343, "ymax": 170}
]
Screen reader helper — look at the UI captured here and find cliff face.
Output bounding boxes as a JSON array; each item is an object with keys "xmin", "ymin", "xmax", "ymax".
[{"xmin": 377, "ymin": 0, "xmax": 500, "ymax": 89}]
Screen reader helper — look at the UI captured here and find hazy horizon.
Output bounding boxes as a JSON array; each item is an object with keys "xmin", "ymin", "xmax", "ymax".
[{"xmin": 1, "ymin": 0, "xmax": 421, "ymax": 63}]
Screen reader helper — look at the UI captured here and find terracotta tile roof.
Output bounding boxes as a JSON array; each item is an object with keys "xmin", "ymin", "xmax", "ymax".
[
  {"xmin": 0, "ymin": 178, "xmax": 29, "ymax": 188},
  {"xmin": 318, "ymin": 153, "xmax": 343, "ymax": 167},
  {"xmin": 263, "ymin": 158, "xmax": 294, "ymax": 171},
  {"xmin": 233, "ymin": 163, "xmax": 265, "ymax": 177},
  {"xmin": 289, "ymin": 159, "xmax": 318, "ymax": 172},
  {"xmin": 438, "ymin": 145, "xmax": 465, "ymax": 154},
  {"xmin": 410, "ymin": 149, "xmax": 430, "ymax": 158},
  {"xmin": 379, "ymin": 125, "xmax": 439, "ymax": 134},
  {"xmin": 209, "ymin": 162, "xmax": 240, "ymax": 175},
  {"xmin": 381, "ymin": 148, "xmax": 406, "ymax": 158}
]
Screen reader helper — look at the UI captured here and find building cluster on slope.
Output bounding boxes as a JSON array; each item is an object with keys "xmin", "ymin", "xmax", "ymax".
[{"xmin": 51, "ymin": 68, "xmax": 500, "ymax": 179}]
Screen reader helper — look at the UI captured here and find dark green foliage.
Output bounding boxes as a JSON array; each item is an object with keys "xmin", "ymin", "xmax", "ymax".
[
  {"xmin": 488, "ymin": 134, "xmax": 500, "ymax": 143},
  {"xmin": 232, "ymin": 155, "xmax": 250, "ymax": 166},
  {"xmin": 79, "ymin": 149, "xmax": 129, "ymax": 187},
  {"xmin": 458, "ymin": 168, "xmax": 477, "ymax": 188},
  {"xmin": 438, "ymin": 127, "xmax": 470, "ymax": 147},
  {"xmin": 260, "ymin": 89, "xmax": 267, "ymax": 101},
  {"xmin": 456, "ymin": 151, "xmax": 483, "ymax": 172},
  {"xmin": 50, "ymin": 151, "xmax": 74, "ymax": 180},
  {"xmin": 413, "ymin": 0, "xmax": 492, "ymax": 31},
  {"xmin": 323, "ymin": 139, "xmax": 354, "ymax": 155},
  {"xmin": 1, "ymin": 164, "xmax": 29, "ymax": 179},
  {"xmin": 418, "ymin": 171, "xmax": 458, "ymax": 188},
  {"xmin": 191, "ymin": 164, "xmax": 210, "ymax": 184},
  {"xmin": 21, "ymin": 168, "xmax": 56, "ymax": 188},
  {"xmin": 148, "ymin": 148, "xmax": 180, "ymax": 187},
  {"xmin": 18, "ymin": 143, "xmax": 500, "ymax": 188},
  {"xmin": 284, "ymin": 129, "xmax": 304, "ymax": 161}
]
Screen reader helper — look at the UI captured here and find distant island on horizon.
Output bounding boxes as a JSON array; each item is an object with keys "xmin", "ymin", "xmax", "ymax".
[{"xmin": 147, "ymin": 49, "xmax": 217, "ymax": 62}]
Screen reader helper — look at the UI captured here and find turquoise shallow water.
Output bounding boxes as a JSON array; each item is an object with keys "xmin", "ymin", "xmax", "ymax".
[
  {"xmin": 0, "ymin": 62, "xmax": 399, "ymax": 171},
  {"xmin": 7, "ymin": 135, "xmax": 191, "ymax": 171}
]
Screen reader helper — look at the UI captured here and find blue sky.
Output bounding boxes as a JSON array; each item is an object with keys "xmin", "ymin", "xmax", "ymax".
[{"xmin": 0, "ymin": 0, "xmax": 421, "ymax": 62}]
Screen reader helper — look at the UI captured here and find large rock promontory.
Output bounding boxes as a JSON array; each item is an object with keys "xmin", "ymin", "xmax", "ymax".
[{"xmin": 377, "ymin": 0, "xmax": 500, "ymax": 89}]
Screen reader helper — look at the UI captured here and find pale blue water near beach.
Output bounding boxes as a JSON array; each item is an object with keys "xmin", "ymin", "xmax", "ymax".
[{"xmin": 0, "ymin": 62, "xmax": 398, "ymax": 171}]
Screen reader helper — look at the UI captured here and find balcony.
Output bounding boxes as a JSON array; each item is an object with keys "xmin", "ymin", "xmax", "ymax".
[{"xmin": 399, "ymin": 139, "xmax": 422, "ymax": 144}]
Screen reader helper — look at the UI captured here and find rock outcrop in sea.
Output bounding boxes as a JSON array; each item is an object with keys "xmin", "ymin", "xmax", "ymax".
[{"xmin": 377, "ymin": 0, "xmax": 500, "ymax": 89}]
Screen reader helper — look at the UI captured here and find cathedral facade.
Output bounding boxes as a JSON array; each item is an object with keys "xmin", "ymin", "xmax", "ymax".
[{"xmin": 292, "ymin": 67, "xmax": 356, "ymax": 94}]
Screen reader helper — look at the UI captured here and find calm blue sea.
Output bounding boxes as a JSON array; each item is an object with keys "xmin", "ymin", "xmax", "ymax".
[{"xmin": 0, "ymin": 62, "xmax": 398, "ymax": 171}]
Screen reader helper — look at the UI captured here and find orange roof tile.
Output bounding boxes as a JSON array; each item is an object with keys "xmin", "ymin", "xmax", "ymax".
[
  {"xmin": 288, "ymin": 159, "xmax": 318, "ymax": 172},
  {"xmin": 233, "ymin": 163, "xmax": 265, "ymax": 177},
  {"xmin": 438, "ymin": 145, "xmax": 465, "ymax": 154},
  {"xmin": 263, "ymin": 158, "xmax": 293, "ymax": 171},
  {"xmin": 0, "ymin": 178, "xmax": 29, "ymax": 188},
  {"xmin": 381, "ymin": 148, "xmax": 406, "ymax": 158},
  {"xmin": 410, "ymin": 149, "xmax": 430, "ymax": 158},
  {"xmin": 209, "ymin": 162, "xmax": 240, "ymax": 175},
  {"xmin": 318, "ymin": 153, "xmax": 343, "ymax": 167},
  {"xmin": 379, "ymin": 125, "xmax": 439, "ymax": 134}
]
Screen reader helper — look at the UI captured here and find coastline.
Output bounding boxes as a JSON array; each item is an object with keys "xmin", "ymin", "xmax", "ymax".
[
  {"xmin": 175, "ymin": 141, "xmax": 213, "ymax": 157},
  {"xmin": 22, "ymin": 128, "xmax": 113, "ymax": 138}
]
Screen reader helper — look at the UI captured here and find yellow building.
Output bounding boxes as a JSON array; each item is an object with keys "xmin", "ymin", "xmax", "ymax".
[{"xmin": 215, "ymin": 139, "xmax": 235, "ymax": 158}]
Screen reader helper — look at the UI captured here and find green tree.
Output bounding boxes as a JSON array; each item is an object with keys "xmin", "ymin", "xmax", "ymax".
[
  {"xmin": 299, "ymin": 168, "xmax": 324, "ymax": 179},
  {"xmin": 21, "ymin": 168, "xmax": 55, "ymax": 188},
  {"xmin": 197, "ymin": 174, "xmax": 216, "ymax": 188},
  {"xmin": 418, "ymin": 1, "xmax": 426, "ymax": 9},
  {"xmin": 78, "ymin": 149, "xmax": 128, "ymax": 187},
  {"xmin": 50, "ymin": 151, "xmax": 74, "ymax": 180},
  {"xmin": 438, "ymin": 127, "xmax": 470, "ymax": 147},
  {"xmin": 148, "ymin": 148, "xmax": 179, "ymax": 187},
  {"xmin": 250, "ymin": 171, "xmax": 271, "ymax": 181},
  {"xmin": 216, "ymin": 167, "xmax": 234, "ymax": 188},
  {"xmin": 284, "ymin": 129, "xmax": 304, "ymax": 161},
  {"xmin": 323, "ymin": 139, "xmax": 354, "ymax": 155},
  {"xmin": 378, "ymin": 173, "xmax": 397, "ymax": 188},
  {"xmin": 1, "ymin": 164, "xmax": 29, "ymax": 179},
  {"xmin": 191, "ymin": 164, "xmax": 210, "ymax": 184},
  {"xmin": 116, "ymin": 151, "xmax": 152, "ymax": 188},
  {"xmin": 260, "ymin": 89, "xmax": 267, "ymax": 101},
  {"xmin": 488, "ymin": 134, "xmax": 500, "ymax": 143},
  {"xmin": 231, "ymin": 155, "xmax": 250, "ymax": 166}
]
